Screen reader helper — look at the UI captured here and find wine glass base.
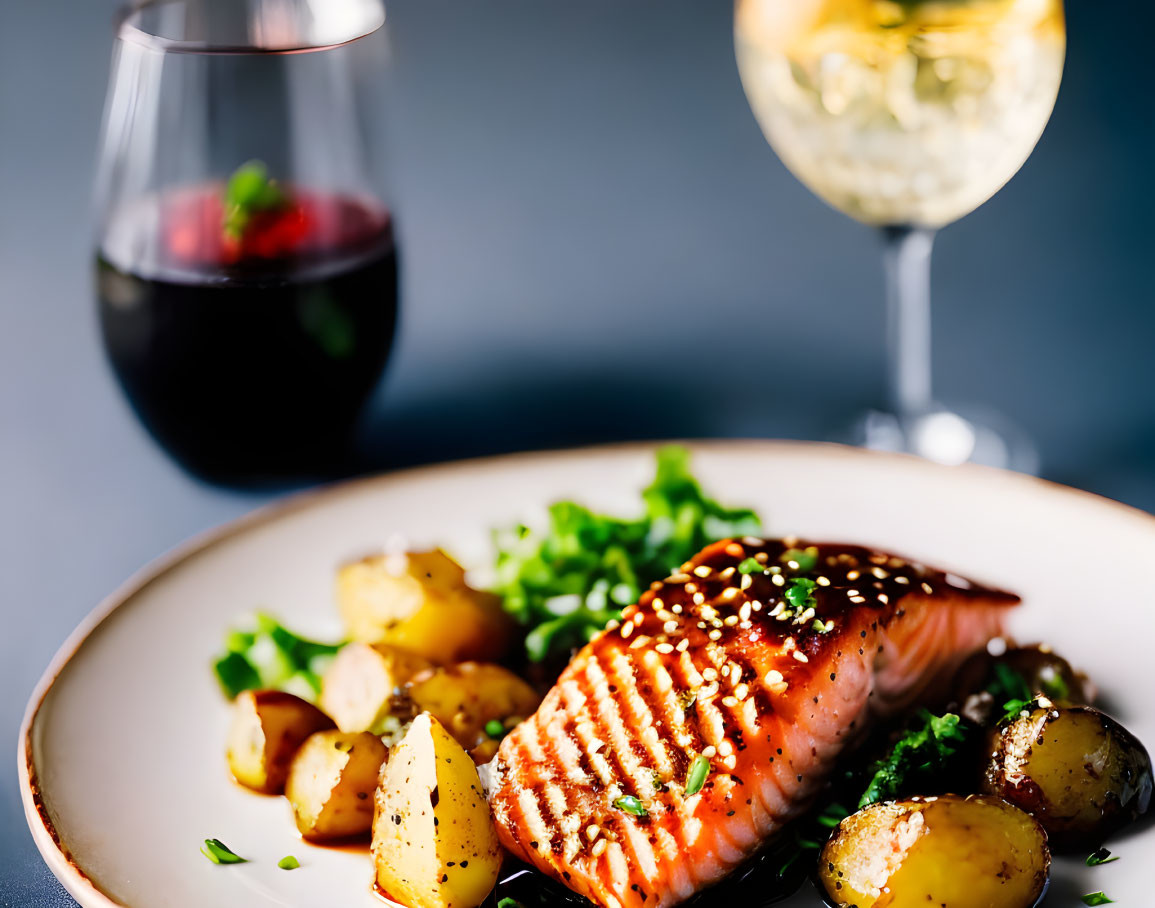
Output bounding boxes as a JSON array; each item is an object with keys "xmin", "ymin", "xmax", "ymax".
[{"xmin": 848, "ymin": 405, "xmax": 1040, "ymax": 475}]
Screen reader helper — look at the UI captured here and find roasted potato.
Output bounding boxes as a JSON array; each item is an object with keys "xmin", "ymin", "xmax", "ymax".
[
  {"xmin": 954, "ymin": 643, "xmax": 1090, "ymax": 725},
  {"xmin": 819, "ymin": 795, "xmax": 1049, "ymax": 908},
  {"xmin": 982, "ymin": 704, "xmax": 1153, "ymax": 851},
  {"xmin": 320, "ymin": 642, "xmax": 433, "ymax": 734},
  {"xmin": 285, "ymin": 730, "xmax": 389, "ymax": 840},
  {"xmin": 226, "ymin": 690, "xmax": 335, "ymax": 794},
  {"xmin": 372, "ymin": 712, "xmax": 501, "ymax": 908},
  {"xmin": 408, "ymin": 662, "xmax": 541, "ymax": 756},
  {"xmin": 337, "ymin": 549, "xmax": 514, "ymax": 663}
]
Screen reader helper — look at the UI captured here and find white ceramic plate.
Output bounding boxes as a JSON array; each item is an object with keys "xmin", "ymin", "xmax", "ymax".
[{"xmin": 20, "ymin": 441, "xmax": 1155, "ymax": 908}]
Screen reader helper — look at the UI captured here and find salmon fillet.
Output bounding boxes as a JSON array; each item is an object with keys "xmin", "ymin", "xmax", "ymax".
[{"xmin": 487, "ymin": 538, "xmax": 1018, "ymax": 908}]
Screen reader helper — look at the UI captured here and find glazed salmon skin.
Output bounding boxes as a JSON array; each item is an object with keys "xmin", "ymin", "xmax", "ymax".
[{"xmin": 487, "ymin": 538, "xmax": 1018, "ymax": 908}]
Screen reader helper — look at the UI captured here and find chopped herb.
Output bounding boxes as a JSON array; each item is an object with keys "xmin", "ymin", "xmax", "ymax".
[
  {"xmin": 277, "ymin": 855, "xmax": 300, "ymax": 870},
  {"xmin": 812, "ymin": 618, "xmax": 828, "ymax": 633},
  {"xmin": 492, "ymin": 446, "xmax": 761, "ymax": 663},
  {"xmin": 988, "ymin": 662, "xmax": 1032, "ymax": 705},
  {"xmin": 1082, "ymin": 893, "xmax": 1114, "ymax": 905},
  {"xmin": 223, "ymin": 160, "xmax": 287, "ymax": 241},
  {"xmin": 1000, "ymin": 697, "xmax": 1037, "ymax": 725},
  {"xmin": 858, "ymin": 711, "xmax": 966, "ymax": 808},
  {"xmin": 1086, "ymin": 848, "xmax": 1119, "ymax": 866},
  {"xmin": 213, "ymin": 613, "xmax": 343, "ymax": 702},
  {"xmin": 1039, "ymin": 668, "xmax": 1070, "ymax": 701},
  {"xmin": 613, "ymin": 795, "xmax": 649, "ymax": 818},
  {"xmin": 201, "ymin": 838, "xmax": 247, "ymax": 865},
  {"xmin": 781, "ymin": 546, "xmax": 819, "ymax": 573},
  {"xmin": 684, "ymin": 754, "xmax": 711, "ymax": 797},
  {"xmin": 485, "ymin": 719, "xmax": 507, "ymax": 739},
  {"xmin": 784, "ymin": 578, "xmax": 817, "ymax": 612},
  {"xmin": 498, "ymin": 900, "xmax": 527, "ymax": 908},
  {"xmin": 738, "ymin": 557, "xmax": 763, "ymax": 574}
]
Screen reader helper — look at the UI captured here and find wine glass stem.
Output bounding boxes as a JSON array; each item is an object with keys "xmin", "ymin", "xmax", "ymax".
[{"xmin": 882, "ymin": 225, "xmax": 937, "ymax": 421}]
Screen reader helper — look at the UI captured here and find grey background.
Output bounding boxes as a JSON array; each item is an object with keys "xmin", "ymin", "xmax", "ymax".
[{"xmin": 2, "ymin": 0, "xmax": 1153, "ymax": 903}]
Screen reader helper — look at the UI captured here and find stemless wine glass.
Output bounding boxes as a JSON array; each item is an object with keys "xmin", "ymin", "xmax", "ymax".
[
  {"xmin": 735, "ymin": 0, "xmax": 1065, "ymax": 470},
  {"xmin": 94, "ymin": 0, "xmax": 396, "ymax": 485}
]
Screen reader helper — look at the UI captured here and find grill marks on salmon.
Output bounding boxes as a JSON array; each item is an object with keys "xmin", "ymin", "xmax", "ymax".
[{"xmin": 488, "ymin": 539, "xmax": 1019, "ymax": 908}]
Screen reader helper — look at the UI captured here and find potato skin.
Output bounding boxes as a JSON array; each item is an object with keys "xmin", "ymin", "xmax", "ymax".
[
  {"xmin": 372, "ymin": 712, "xmax": 502, "ymax": 908},
  {"xmin": 408, "ymin": 662, "xmax": 541, "ymax": 756},
  {"xmin": 285, "ymin": 730, "xmax": 388, "ymax": 840},
  {"xmin": 819, "ymin": 795, "xmax": 1049, "ymax": 908},
  {"xmin": 982, "ymin": 705, "xmax": 1153, "ymax": 851},
  {"xmin": 337, "ymin": 550, "xmax": 514, "ymax": 663},
  {"xmin": 226, "ymin": 690, "xmax": 335, "ymax": 794},
  {"xmin": 320, "ymin": 642, "xmax": 433, "ymax": 734},
  {"xmin": 954, "ymin": 644, "xmax": 1090, "ymax": 725}
]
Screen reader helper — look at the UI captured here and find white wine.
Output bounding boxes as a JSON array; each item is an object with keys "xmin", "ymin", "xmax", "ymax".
[{"xmin": 735, "ymin": 0, "xmax": 1065, "ymax": 227}]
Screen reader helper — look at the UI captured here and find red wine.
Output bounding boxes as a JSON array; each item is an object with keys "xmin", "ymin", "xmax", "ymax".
[{"xmin": 97, "ymin": 187, "xmax": 398, "ymax": 483}]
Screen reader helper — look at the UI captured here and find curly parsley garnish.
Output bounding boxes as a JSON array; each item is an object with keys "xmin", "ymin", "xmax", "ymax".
[
  {"xmin": 213, "ymin": 612, "xmax": 343, "ymax": 702},
  {"xmin": 493, "ymin": 446, "xmax": 761, "ymax": 663},
  {"xmin": 858, "ymin": 710, "xmax": 967, "ymax": 808},
  {"xmin": 784, "ymin": 578, "xmax": 817, "ymax": 612}
]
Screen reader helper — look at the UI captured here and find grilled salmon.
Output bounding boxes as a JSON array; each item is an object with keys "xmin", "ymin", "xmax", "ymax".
[{"xmin": 487, "ymin": 538, "xmax": 1018, "ymax": 908}]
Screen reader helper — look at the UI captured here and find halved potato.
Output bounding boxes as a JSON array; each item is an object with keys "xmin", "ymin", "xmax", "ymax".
[
  {"xmin": 820, "ymin": 795, "xmax": 1049, "ymax": 908},
  {"xmin": 373, "ymin": 712, "xmax": 501, "ymax": 908},
  {"xmin": 336, "ymin": 550, "xmax": 513, "ymax": 663},
  {"xmin": 408, "ymin": 662, "xmax": 541, "ymax": 754},
  {"xmin": 285, "ymin": 730, "xmax": 388, "ymax": 840},
  {"xmin": 320, "ymin": 642, "xmax": 433, "ymax": 734},
  {"xmin": 226, "ymin": 690, "xmax": 335, "ymax": 794}
]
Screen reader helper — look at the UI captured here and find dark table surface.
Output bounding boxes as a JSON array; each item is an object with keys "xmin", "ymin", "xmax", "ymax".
[{"xmin": 3, "ymin": 0, "xmax": 1154, "ymax": 904}]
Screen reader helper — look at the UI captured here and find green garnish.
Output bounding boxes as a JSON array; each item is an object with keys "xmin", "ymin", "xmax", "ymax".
[
  {"xmin": 988, "ymin": 662, "xmax": 1032, "ymax": 704},
  {"xmin": 1000, "ymin": 697, "xmax": 1036, "ymax": 724},
  {"xmin": 1086, "ymin": 848, "xmax": 1119, "ymax": 866},
  {"xmin": 497, "ymin": 900, "xmax": 526, "ymax": 908},
  {"xmin": 784, "ymin": 578, "xmax": 817, "ymax": 612},
  {"xmin": 613, "ymin": 795, "xmax": 649, "ymax": 818},
  {"xmin": 1082, "ymin": 893, "xmax": 1114, "ymax": 905},
  {"xmin": 493, "ymin": 446, "xmax": 761, "ymax": 663},
  {"xmin": 812, "ymin": 618, "xmax": 828, "ymax": 633},
  {"xmin": 1039, "ymin": 667, "xmax": 1070, "ymax": 701},
  {"xmin": 858, "ymin": 710, "xmax": 967, "ymax": 808},
  {"xmin": 485, "ymin": 719, "xmax": 507, "ymax": 739},
  {"xmin": 738, "ymin": 557, "xmax": 763, "ymax": 574},
  {"xmin": 213, "ymin": 612, "xmax": 343, "ymax": 702},
  {"xmin": 781, "ymin": 546, "xmax": 818, "ymax": 573},
  {"xmin": 277, "ymin": 855, "xmax": 300, "ymax": 870},
  {"xmin": 684, "ymin": 754, "xmax": 711, "ymax": 797},
  {"xmin": 201, "ymin": 838, "xmax": 247, "ymax": 865},
  {"xmin": 223, "ymin": 160, "xmax": 287, "ymax": 241}
]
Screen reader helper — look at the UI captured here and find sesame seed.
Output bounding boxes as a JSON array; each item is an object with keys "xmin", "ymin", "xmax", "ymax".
[
  {"xmin": 721, "ymin": 754, "xmax": 737, "ymax": 770},
  {"xmin": 685, "ymin": 582, "xmax": 698, "ymax": 594},
  {"xmin": 672, "ymin": 604, "xmax": 683, "ymax": 614},
  {"xmin": 850, "ymin": 596, "xmax": 866, "ymax": 603},
  {"xmin": 783, "ymin": 637, "xmax": 796, "ymax": 651},
  {"xmin": 664, "ymin": 620, "xmax": 679, "ymax": 634},
  {"xmin": 729, "ymin": 664, "xmax": 742, "ymax": 685},
  {"xmin": 751, "ymin": 600, "xmax": 763, "ymax": 611},
  {"xmin": 724, "ymin": 543, "xmax": 745, "ymax": 558},
  {"xmin": 652, "ymin": 598, "xmax": 664, "ymax": 610},
  {"xmin": 606, "ymin": 620, "xmax": 621, "ymax": 631},
  {"xmin": 687, "ymin": 670, "xmax": 704, "ymax": 686},
  {"xmin": 701, "ymin": 606, "xmax": 718, "ymax": 621},
  {"xmin": 591, "ymin": 838, "xmax": 608, "ymax": 858},
  {"xmin": 846, "ymin": 589, "xmax": 859, "ymax": 597},
  {"xmin": 792, "ymin": 651, "xmax": 809, "ymax": 663},
  {"xmin": 587, "ymin": 825, "xmax": 601, "ymax": 841},
  {"xmin": 655, "ymin": 643, "xmax": 674, "ymax": 654},
  {"xmin": 693, "ymin": 593, "xmax": 706, "ymax": 605},
  {"xmin": 872, "ymin": 567, "xmax": 889, "ymax": 579},
  {"xmin": 718, "ymin": 740, "xmax": 734, "ymax": 756},
  {"xmin": 739, "ymin": 602, "xmax": 752, "ymax": 622},
  {"xmin": 765, "ymin": 669, "xmax": 784, "ymax": 685},
  {"xmin": 734, "ymin": 683, "xmax": 749, "ymax": 700},
  {"xmin": 786, "ymin": 560, "xmax": 800, "ymax": 570},
  {"xmin": 697, "ymin": 621, "xmax": 707, "ymax": 629},
  {"xmin": 702, "ymin": 745, "xmax": 717, "ymax": 758},
  {"xmin": 769, "ymin": 681, "xmax": 789, "ymax": 695},
  {"xmin": 816, "ymin": 576, "xmax": 830, "ymax": 586},
  {"xmin": 743, "ymin": 536, "xmax": 764, "ymax": 547},
  {"xmin": 630, "ymin": 636, "xmax": 650, "ymax": 649},
  {"xmin": 693, "ymin": 565, "xmax": 712, "ymax": 578},
  {"xmin": 921, "ymin": 582, "xmax": 934, "ymax": 594},
  {"xmin": 895, "ymin": 576, "xmax": 910, "ymax": 585},
  {"xmin": 676, "ymin": 639, "xmax": 689, "ymax": 652},
  {"xmin": 722, "ymin": 587, "xmax": 740, "ymax": 601},
  {"xmin": 703, "ymin": 668, "xmax": 718, "ymax": 681},
  {"xmin": 878, "ymin": 594, "xmax": 889, "ymax": 604},
  {"xmin": 847, "ymin": 570, "xmax": 860, "ymax": 581},
  {"xmin": 621, "ymin": 622, "xmax": 634, "ymax": 638},
  {"xmin": 699, "ymin": 682, "xmax": 719, "ymax": 698},
  {"xmin": 771, "ymin": 574, "xmax": 785, "ymax": 587},
  {"xmin": 722, "ymin": 696, "xmax": 739, "ymax": 707},
  {"xmin": 719, "ymin": 566, "xmax": 736, "ymax": 579},
  {"xmin": 708, "ymin": 629, "xmax": 722, "ymax": 641},
  {"xmin": 768, "ymin": 602, "xmax": 785, "ymax": 617},
  {"xmin": 754, "ymin": 552, "xmax": 769, "ymax": 563},
  {"xmin": 723, "ymin": 615, "xmax": 739, "ymax": 627},
  {"xmin": 669, "ymin": 573, "xmax": 690, "ymax": 583}
]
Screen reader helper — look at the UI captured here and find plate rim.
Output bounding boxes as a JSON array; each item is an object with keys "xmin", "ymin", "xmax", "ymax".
[{"xmin": 18, "ymin": 438, "xmax": 1155, "ymax": 907}]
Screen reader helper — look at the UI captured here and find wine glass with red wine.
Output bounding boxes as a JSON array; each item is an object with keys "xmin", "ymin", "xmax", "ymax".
[{"xmin": 94, "ymin": 0, "xmax": 397, "ymax": 485}]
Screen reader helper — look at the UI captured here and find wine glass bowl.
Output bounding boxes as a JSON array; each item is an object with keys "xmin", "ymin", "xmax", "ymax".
[
  {"xmin": 735, "ymin": 0, "xmax": 1065, "ymax": 471},
  {"xmin": 94, "ymin": 0, "xmax": 396, "ymax": 485}
]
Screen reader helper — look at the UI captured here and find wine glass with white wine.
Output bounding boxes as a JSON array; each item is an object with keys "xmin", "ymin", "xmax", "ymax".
[{"xmin": 735, "ymin": 0, "xmax": 1065, "ymax": 470}]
